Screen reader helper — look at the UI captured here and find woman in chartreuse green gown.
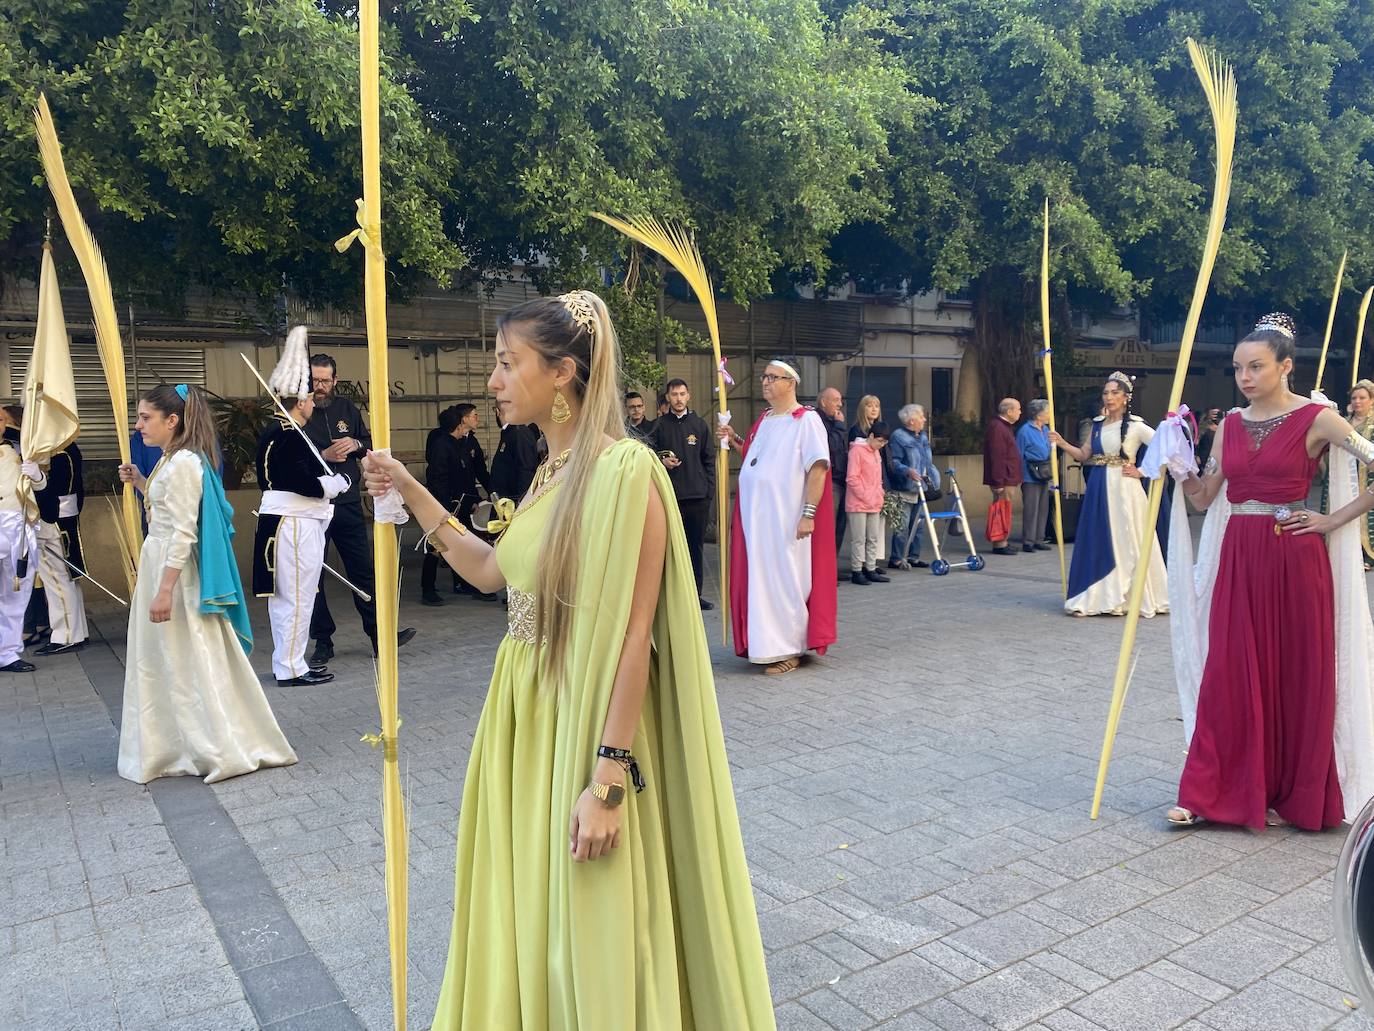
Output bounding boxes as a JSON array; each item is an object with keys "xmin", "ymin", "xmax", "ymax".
[{"xmin": 362, "ymin": 291, "xmax": 774, "ymax": 1030}]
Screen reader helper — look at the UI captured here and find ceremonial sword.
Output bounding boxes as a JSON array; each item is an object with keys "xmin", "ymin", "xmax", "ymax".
[
  {"xmin": 39, "ymin": 545, "xmax": 127, "ymax": 606},
  {"xmin": 248, "ymin": 510, "xmax": 373, "ymax": 603}
]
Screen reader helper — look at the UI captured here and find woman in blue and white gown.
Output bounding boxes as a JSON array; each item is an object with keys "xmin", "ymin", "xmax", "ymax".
[{"xmin": 1051, "ymin": 372, "xmax": 1168, "ymax": 617}]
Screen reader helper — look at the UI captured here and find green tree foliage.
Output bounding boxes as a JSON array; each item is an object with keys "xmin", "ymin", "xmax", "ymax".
[
  {"xmin": 0, "ymin": 0, "xmax": 906, "ymax": 356},
  {"xmin": 0, "ymin": 0, "xmax": 470, "ymax": 306},
  {"xmin": 830, "ymin": 0, "xmax": 1374, "ymax": 415},
  {"xmin": 389, "ymin": 0, "xmax": 910, "ymax": 361}
]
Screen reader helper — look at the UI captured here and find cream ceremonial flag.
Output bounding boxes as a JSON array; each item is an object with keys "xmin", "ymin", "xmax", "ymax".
[
  {"xmin": 591, "ymin": 214, "xmax": 731, "ymax": 637},
  {"xmin": 19, "ymin": 241, "xmax": 81, "ymax": 516},
  {"xmin": 333, "ymin": 3, "xmax": 408, "ymax": 1026},
  {"xmin": 1091, "ymin": 39, "xmax": 1237, "ymax": 819},
  {"xmin": 33, "ymin": 94, "xmax": 139, "ymax": 589}
]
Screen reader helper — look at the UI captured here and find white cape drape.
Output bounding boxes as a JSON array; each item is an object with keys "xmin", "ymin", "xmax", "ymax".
[{"xmin": 1167, "ymin": 446, "xmax": 1374, "ymax": 817}]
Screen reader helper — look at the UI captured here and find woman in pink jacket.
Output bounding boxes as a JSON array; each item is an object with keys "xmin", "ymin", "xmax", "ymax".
[{"xmin": 846, "ymin": 421, "xmax": 891, "ymax": 585}]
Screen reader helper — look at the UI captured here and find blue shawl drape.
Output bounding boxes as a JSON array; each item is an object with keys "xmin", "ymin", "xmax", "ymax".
[{"xmin": 194, "ymin": 452, "xmax": 253, "ymax": 654}]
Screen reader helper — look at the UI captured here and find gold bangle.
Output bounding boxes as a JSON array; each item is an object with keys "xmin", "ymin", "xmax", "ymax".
[{"xmin": 423, "ymin": 514, "xmax": 466, "ymax": 554}]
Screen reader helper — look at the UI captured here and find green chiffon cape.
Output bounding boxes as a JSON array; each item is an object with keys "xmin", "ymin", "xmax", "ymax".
[{"xmin": 433, "ymin": 438, "xmax": 775, "ymax": 1030}]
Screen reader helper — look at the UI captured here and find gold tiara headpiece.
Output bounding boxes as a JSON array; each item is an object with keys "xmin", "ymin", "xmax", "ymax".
[
  {"xmin": 558, "ymin": 291, "xmax": 597, "ymax": 339},
  {"xmin": 1106, "ymin": 370, "xmax": 1135, "ymax": 393}
]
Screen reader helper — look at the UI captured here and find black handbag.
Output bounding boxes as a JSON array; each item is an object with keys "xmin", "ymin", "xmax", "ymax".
[{"xmin": 1028, "ymin": 459, "xmax": 1054, "ymax": 483}]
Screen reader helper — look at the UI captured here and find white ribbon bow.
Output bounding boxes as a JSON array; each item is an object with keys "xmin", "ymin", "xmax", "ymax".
[{"xmin": 1140, "ymin": 404, "xmax": 1198, "ymax": 482}]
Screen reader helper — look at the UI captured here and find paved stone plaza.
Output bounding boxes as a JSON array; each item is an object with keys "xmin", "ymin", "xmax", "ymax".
[{"xmin": 3, "ymin": 535, "xmax": 1374, "ymax": 1030}]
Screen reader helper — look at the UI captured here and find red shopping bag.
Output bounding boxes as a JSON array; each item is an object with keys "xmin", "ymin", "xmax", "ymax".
[{"xmin": 985, "ymin": 497, "xmax": 1012, "ymax": 542}]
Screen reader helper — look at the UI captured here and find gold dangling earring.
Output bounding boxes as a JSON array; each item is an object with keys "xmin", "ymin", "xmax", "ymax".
[{"xmin": 551, "ymin": 387, "xmax": 572, "ymax": 424}]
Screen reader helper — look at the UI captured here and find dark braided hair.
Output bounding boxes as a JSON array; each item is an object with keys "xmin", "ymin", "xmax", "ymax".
[{"xmin": 1103, "ymin": 373, "xmax": 1135, "ymax": 457}]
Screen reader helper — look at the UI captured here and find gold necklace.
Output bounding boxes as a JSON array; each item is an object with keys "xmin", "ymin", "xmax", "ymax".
[{"xmin": 531, "ymin": 448, "xmax": 572, "ymax": 494}]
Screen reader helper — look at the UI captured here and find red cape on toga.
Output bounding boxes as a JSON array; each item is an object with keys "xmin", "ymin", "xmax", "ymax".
[{"xmin": 729, "ymin": 407, "xmax": 838, "ymax": 658}]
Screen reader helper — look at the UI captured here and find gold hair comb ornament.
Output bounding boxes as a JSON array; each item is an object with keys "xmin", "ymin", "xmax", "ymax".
[{"xmin": 558, "ymin": 291, "xmax": 597, "ymax": 338}]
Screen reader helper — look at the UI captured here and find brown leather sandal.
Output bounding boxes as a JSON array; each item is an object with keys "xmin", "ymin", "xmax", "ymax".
[{"xmin": 764, "ymin": 657, "xmax": 801, "ymax": 676}]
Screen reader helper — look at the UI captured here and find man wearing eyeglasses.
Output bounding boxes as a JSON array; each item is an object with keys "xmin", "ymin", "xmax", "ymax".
[
  {"xmin": 624, "ymin": 391, "xmax": 656, "ymax": 444},
  {"xmin": 718, "ymin": 359, "xmax": 837, "ymax": 675},
  {"xmin": 304, "ymin": 353, "xmax": 416, "ymax": 666}
]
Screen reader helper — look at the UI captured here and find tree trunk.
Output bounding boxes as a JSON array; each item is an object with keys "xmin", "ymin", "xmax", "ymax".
[
  {"xmin": 955, "ymin": 343, "xmax": 981, "ymax": 418},
  {"xmin": 968, "ymin": 266, "xmax": 1037, "ymax": 422}
]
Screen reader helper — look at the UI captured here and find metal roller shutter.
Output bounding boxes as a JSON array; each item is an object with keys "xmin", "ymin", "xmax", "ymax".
[{"xmin": 8, "ymin": 343, "xmax": 207, "ymax": 460}]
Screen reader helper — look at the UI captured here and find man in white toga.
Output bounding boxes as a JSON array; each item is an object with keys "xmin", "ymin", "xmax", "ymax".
[{"xmin": 721, "ymin": 359, "xmax": 838, "ymax": 675}]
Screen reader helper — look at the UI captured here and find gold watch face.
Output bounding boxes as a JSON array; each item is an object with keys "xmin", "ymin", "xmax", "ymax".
[{"xmin": 595, "ymin": 782, "xmax": 626, "ymax": 806}]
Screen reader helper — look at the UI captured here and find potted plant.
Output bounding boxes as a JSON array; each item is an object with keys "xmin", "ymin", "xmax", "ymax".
[{"xmin": 210, "ymin": 394, "xmax": 274, "ymax": 489}]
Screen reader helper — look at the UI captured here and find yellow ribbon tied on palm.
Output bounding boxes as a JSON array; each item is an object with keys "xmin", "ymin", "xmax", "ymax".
[
  {"xmin": 361, "ymin": 718, "xmax": 403, "ymax": 761},
  {"xmin": 485, "ymin": 497, "xmax": 517, "ymax": 538},
  {"xmin": 334, "ymin": 198, "xmax": 375, "ymax": 253}
]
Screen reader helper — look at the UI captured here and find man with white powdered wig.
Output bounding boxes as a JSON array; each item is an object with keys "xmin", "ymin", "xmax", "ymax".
[{"xmin": 252, "ymin": 327, "xmax": 349, "ymax": 686}]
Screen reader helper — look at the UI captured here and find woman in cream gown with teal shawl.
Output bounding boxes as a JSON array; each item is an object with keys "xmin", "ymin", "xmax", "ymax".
[{"xmin": 363, "ymin": 291, "xmax": 774, "ymax": 1030}]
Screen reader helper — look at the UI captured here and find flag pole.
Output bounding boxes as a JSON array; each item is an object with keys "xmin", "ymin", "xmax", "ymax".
[
  {"xmin": 1041, "ymin": 199, "xmax": 1067, "ymax": 598},
  {"xmin": 1090, "ymin": 39, "xmax": 1238, "ymax": 819}
]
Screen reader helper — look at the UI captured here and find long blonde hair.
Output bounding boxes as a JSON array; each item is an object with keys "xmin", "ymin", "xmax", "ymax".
[
  {"xmin": 496, "ymin": 291, "xmax": 625, "ymax": 683},
  {"xmin": 857, "ymin": 394, "xmax": 881, "ymax": 433}
]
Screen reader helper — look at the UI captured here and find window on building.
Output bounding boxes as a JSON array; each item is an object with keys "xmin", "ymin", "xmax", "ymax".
[
  {"xmin": 931, "ymin": 367, "xmax": 953, "ymax": 414},
  {"xmin": 845, "ymin": 366, "xmax": 905, "ymax": 426}
]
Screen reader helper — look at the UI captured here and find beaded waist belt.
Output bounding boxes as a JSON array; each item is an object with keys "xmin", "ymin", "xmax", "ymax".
[
  {"xmin": 506, "ymin": 586, "xmax": 538, "ymax": 645},
  {"xmin": 1083, "ymin": 456, "xmax": 1129, "ymax": 467},
  {"xmin": 1231, "ymin": 499, "xmax": 1307, "ymax": 516}
]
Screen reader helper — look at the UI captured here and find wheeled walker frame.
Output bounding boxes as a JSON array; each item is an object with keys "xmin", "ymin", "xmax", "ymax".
[{"xmin": 909, "ymin": 468, "xmax": 985, "ymax": 575}]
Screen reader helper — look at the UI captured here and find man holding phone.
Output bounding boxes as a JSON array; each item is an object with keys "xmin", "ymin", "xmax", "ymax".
[{"xmin": 304, "ymin": 353, "xmax": 415, "ymax": 665}]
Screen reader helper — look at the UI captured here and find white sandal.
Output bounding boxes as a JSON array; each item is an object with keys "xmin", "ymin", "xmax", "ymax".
[{"xmin": 1166, "ymin": 806, "xmax": 1204, "ymax": 827}]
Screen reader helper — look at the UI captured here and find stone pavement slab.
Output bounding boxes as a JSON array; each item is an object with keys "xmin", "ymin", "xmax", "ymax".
[{"xmin": 5, "ymin": 536, "xmax": 1374, "ymax": 1029}]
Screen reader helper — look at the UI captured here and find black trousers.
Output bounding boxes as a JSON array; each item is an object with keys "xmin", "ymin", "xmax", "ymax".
[
  {"xmin": 421, "ymin": 498, "xmax": 476, "ymax": 594},
  {"xmin": 678, "ymin": 497, "xmax": 708, "ymax": 598},
  {"xmin": 310, "ymin": 499, "xmax": 377, "ymax": 643},
  {"xmin": 833, "ymin": 481, "xmax": 848, "ymax": 554}
]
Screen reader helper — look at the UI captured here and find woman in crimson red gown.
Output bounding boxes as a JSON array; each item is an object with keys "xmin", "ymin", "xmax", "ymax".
[{"xmin": 1168, "ymin": 314, "xmax": 1374, "ymax": 831}]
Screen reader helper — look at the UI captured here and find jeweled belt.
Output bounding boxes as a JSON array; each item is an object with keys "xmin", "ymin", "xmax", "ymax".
[
  {"xmin": 1231, "ymin": 499, "xmax": 1307, "ymax": 517},
  {"xmin": 506, "ymin": 585, "xmax": 538, "ymax": 645},
  {"xmin": 1083, "ymin": 455, "xmax": 1129, "ymax": 467}
]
